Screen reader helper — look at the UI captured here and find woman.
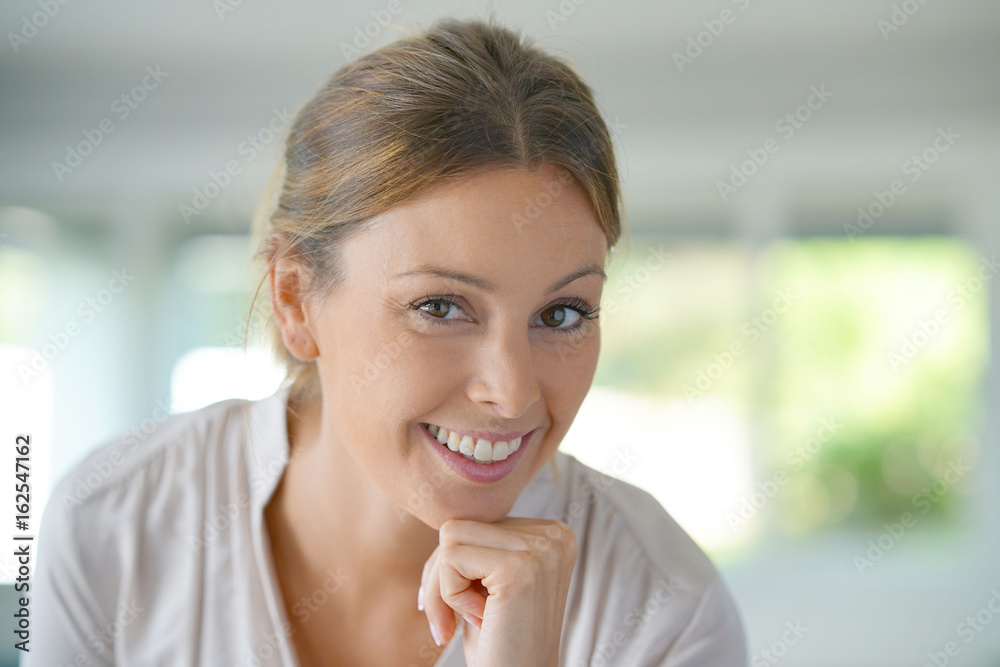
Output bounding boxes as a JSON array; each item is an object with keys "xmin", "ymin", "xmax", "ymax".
[{"xmin": 32, "ymin": 18, "xmax": 748, "ymax": 666}]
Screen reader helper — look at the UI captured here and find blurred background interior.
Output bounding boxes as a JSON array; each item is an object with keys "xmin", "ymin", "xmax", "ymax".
[{"xmin": 1, "ymin": 1, "xmax": 998, "ymax": 665}]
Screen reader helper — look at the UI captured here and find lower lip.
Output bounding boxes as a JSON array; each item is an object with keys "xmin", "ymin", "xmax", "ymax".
[{"xmin": 421, "ymin": 424, "xmax": 534, "ymax": 484}]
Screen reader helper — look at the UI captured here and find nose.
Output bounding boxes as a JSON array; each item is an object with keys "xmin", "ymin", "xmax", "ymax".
[{"xmin": 466, "ymin": 323, "xmax": 540, "ymax": 418}]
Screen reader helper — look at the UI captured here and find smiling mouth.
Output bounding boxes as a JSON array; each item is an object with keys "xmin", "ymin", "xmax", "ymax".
[{"xmin": 421, "ymin": 423, "xmax": 523, "ymax": 465}]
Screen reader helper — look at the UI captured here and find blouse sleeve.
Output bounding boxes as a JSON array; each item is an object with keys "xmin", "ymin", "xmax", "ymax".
[
  {"xmin": 644, "ymin": 575, "xmax": 748, "ymax": 666},
  {"xmin": 565, "ymin": 550, "xmax": 748, "ymax": 667},
  {"xmin": 555, "ymin": 464, "xmax": 749, "ymax": 667},
  {"xmin": 28, "ymin": 489, "xmax": 118, "ymax": 666}
]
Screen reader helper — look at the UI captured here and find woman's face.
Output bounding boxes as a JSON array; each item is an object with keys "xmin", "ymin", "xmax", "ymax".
[{"xmin": 305, "ymin": 165, "xmax": 608, "ymax": 528}]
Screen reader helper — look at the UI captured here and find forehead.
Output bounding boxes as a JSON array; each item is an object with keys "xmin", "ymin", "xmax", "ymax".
[{"xmin": 350, "ymin": 166, "xmax": 608, "ymax": 282}]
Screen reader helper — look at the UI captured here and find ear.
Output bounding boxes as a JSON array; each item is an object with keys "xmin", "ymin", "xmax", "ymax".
[{"xmin": 269, "ymin": 254, "xmax": 320, "ymax": 362}]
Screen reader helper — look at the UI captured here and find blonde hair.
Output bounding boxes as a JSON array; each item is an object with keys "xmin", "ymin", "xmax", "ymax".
[{"xmin": 249, "ymin": 17, "xmax": 624, "ymax": 403}]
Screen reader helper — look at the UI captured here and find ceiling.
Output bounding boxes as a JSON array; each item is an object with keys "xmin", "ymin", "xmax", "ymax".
[{"xmin": 1, "ymin": 0, "xmax": 998, "ymax": 231}]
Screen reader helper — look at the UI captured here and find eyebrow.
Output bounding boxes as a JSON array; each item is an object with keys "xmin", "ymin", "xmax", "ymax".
[{"xmin": 393, "ymin": 262, "xmax": 607, "ymax": 294}]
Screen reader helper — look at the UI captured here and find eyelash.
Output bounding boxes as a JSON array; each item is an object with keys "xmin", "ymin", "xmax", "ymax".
[{"xmin": 410, "ymin": 293, "xmax": 600, "ymax": 335}]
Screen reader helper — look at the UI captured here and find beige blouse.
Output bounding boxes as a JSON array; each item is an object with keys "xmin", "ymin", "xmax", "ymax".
[{"xmin": 31, "ymin": 388, "xmax": 747, "ymax": 666}]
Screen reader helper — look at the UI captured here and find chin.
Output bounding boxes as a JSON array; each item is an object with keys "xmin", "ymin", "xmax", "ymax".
[{"xmin": 408, "ymin": 493, "xmax": 518, "ymax": 530}]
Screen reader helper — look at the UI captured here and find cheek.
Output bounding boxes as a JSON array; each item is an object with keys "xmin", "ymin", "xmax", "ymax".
[
  {"xmin": 322, "ymin": 317, "xmax": 454, "ymax": 427},
  {"xmin": 537, "ymin": 332, "xmax": 601, "ymax": 423}
]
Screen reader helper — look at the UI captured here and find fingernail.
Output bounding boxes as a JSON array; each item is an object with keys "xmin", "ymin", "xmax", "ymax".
[
  {"xmin": 417, "ymin": 585, "xmax": 424, "ymax": 612},
  {"xmin": 461, "ymin": 613, "xmax": 479, "ymax": 628},
  {"xmin": 429, "ymin": 621, "xmax": 442, "ymax": 646}
]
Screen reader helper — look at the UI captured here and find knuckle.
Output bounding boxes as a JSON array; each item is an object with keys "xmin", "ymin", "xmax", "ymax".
[
  {"xmin": 438, "ymin": 518, "xmax": 464, "ymax": 545},
  {"xmin": 542, "ymin": 522, "xmax": 565, "ymax": 542},
  {"xmin": 545, "ymin": 521, "xmax": 578, "ymax": 562},
  {"xmin": 526, "ymin": 534, "xmax": 549, "ymax": 552},
  {"xmin": 562, "ymin": 525, "xmax": 579, "ymax": 553},
  {"xmin": 438, "ymin": 543, "xmax": 461, "ymax": 564},
  {"xmin": 558, "ymin": 520, "xmax": 576, "ymax": 540},
  {"xmin": 547, "ymin": 520, "xmax": 576, "ymax": 546}
]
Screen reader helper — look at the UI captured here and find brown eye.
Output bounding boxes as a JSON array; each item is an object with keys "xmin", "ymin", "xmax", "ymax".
[
  {"xmin": 415, "ymin": 298, "xmax": 465, "ymax": 321},
  {"xmin": 540, "ymin": 306, "xmax": 580, "ymax": 328},
  {"xmin": 422, "ymin": 300, "xmax": 451, "ymax": 318}
]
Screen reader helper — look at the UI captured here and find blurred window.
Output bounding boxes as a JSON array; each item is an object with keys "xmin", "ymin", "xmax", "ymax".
[{"xmin": 560, "ymin": 236, "xmax": 986, "ymax": 557}]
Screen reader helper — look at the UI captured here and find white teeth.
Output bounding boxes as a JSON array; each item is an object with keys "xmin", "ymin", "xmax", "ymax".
[
  {"xmin": 426, "ymin": 424, "xmax": 526, "ymax": 465},
  {"xmin": 492, "ymin": 441, "xmax": 509, "ymax": 461},
  {"xmin": 474, "ymin": 439, "xmax": 492, "ymax": 461},
  {"xmin": 459, "ymin": 435, "xmax": 475, "ymax": 457}
]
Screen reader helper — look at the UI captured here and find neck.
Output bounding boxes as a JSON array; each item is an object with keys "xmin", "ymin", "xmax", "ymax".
[{"xmin": 266, "ymin": 391, "xmax": 439, "ymax": 606}]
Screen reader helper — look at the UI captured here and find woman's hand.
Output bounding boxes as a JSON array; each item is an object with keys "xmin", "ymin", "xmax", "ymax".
[{"xmin": 419, "ymin": 517, "xmax": 578, "ymax": 667}]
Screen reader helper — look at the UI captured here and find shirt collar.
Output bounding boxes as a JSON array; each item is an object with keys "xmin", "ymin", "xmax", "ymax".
[{"xmin": 245, "ymin": 385, "xmax": 293, "ymax": 514}]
